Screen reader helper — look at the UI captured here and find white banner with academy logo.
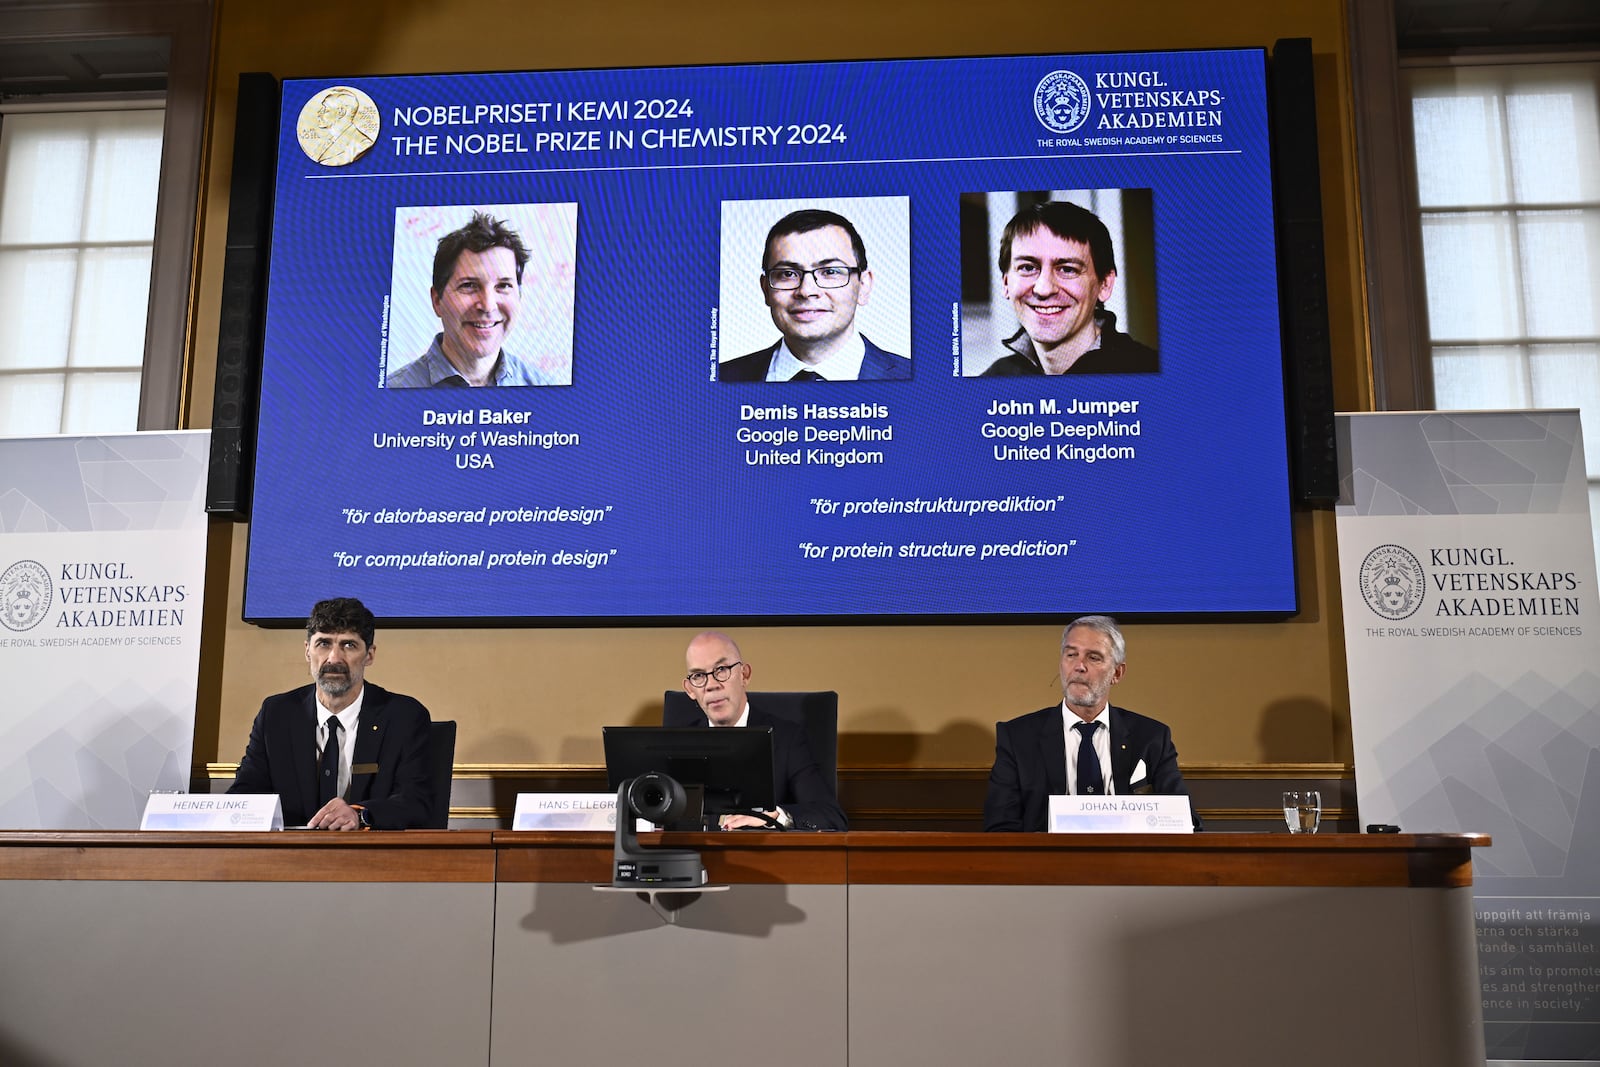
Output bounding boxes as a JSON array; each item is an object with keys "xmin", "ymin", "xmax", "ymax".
[
  {"xmin": 0, "ymin": 431, "xmax": 209, "ymax": 828},
  {"xmin": 1336, "ymin": 410, "xmax": 1600, "ymax": 1064}
]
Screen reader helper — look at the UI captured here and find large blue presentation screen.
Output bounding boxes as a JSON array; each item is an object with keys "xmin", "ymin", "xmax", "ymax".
[{"xmin": 243, "ymin": 48, "xmax": 1297, "ymax": 622}]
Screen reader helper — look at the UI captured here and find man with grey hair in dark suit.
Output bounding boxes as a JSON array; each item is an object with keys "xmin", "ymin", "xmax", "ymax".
[{"xmin": 983, "ymin": 614, "xmax": 1198, "ymax": 831}]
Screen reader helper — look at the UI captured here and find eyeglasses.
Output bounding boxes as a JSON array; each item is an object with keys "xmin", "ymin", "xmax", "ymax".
[
  {"xmin": 685, "ymin": 662, "xmax": 744, "ymax": 688},
  {"xmin": 763, "ymin": 265, "xmax": 861, "ymax": 290},
  {"xmin": 1009, "ymin": 260, "xmax": 1091, "ymax": 283}
]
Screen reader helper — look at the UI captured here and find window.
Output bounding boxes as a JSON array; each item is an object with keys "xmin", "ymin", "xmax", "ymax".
[
  {"xmin": 0, "ymin": 105, "xmax": 164, "ymax": 435},
  {"xmin": 1408, "ymin": 62, "xmax": 1600, "ymax": 561}
]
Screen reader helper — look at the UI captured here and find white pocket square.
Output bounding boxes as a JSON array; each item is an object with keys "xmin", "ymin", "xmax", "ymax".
[{"xmin": 1130, "ymin": 759, "xmax": 1148, "ymax": 785}]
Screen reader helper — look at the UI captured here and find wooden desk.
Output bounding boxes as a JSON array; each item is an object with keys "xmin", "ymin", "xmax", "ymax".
[{"xmin": 0, "ymin": 831, "xmax": 1486, "ymax": 1066}]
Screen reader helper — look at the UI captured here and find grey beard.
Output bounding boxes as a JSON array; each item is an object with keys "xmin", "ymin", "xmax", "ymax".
[
  {"xmin": 317, "ymin": 670, "xmax": 351, "ymax": 696},
  {"xmin": 1063, "ymin": 684, "xmax": 1106, "ymax": 711}
]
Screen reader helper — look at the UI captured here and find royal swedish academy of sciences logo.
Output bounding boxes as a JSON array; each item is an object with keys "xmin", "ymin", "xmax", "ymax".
[
  {"xmin": 1034, "ymin": 70, "xmax": 1093, "ymax": 134},
  {"xmin": 0, "ymin": 559, "xmax": 52, "ymax": 632},
  {"xmin": 1359, "ymin": 544, "xmax": 1426, "ymax": 620}
]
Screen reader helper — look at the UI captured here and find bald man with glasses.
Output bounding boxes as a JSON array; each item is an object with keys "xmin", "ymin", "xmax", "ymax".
[
  {"xmin": 679, "ymin": 631, "xmax": 847, "ymax": 830},
  {"xmin": 720, "ymin": 208, "xmax": 910, "ymax": 382}
]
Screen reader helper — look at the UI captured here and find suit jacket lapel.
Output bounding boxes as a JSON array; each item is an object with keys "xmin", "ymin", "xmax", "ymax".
[
  {"xmin": 746, "ymin": 706, "xmax": 781, "ymax": 781},
  {"xmin": 1042, "ymin": 706, "xmax": 1067, "ymax": 797},
  {"xmin": 860, "ymin": 339, "xmax": 883, "ymax": 378},
  {"xmin": 292, "ymin": 690, "xmax": 320, "ymax": 816},
  {"xmin": 1108, "ymin": 706, "xmax": 1136, "ymax": 792},
  {"xmin": 347, "ymin": 685, "xmax": 385, "ymax": 801}
]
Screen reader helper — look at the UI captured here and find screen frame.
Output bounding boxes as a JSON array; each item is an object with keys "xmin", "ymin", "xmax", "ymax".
[
  {"xmin": 240, "ymin": 47, "xmax": 1311, "ymax": 627},
  {"xmin": 603, "ymin": 725, "xmax": 777, "ymax": 815}
]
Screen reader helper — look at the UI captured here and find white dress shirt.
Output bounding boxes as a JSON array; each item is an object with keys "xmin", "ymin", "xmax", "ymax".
[
  {"xmin": 315, "ymin": 687, "xmax": 365, "ymax": 802},
  {"xmin": 707, "ymin": 703, "xmax": 752, "ymax": 728},
  {"xmin": 765, "ymin": 334, "xmax": 866, "ymax": 382},
  {"xmin": 1063, "ymin": 701, "xmax": 1114, "ymax": 796}
]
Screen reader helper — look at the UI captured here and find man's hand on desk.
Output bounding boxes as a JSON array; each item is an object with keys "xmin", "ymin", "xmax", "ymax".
[
  {"xmin": 718, "ymin": 809, "xmax": 789, "ymax": 830},
  {"xmin": 309, "ymin": 797, "xmax": 364, "ymax": 830}
]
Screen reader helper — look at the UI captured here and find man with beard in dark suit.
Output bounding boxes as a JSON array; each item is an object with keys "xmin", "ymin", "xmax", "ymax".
[
  {"xmin": 229, "ymin": 597, "xmax": 433, "ymax": 829},
  {"xmin": 983, "ymin": 615, "xmax": 1198, "ymax": 831}
]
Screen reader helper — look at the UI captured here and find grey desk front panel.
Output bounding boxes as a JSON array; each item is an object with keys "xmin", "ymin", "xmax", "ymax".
[
  {"xmin": 0, "ymin": 880, "xmax": 494, "ymax": 1067},
  {"xmin": 491, "ymin": 881, "xmax": 848, "ymax": 1066},
  {"xmin": 848, "ymin": 883, "xmax": 1485, "ymax": 1067},
  {"xmin": 0, "ymin": 832, "xmax": 1487, "ymax": 1066}
]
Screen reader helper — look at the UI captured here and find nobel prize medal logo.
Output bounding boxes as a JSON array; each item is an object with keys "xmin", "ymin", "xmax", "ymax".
[
  {"xmin": 0, "ymin": 559, "xmax": 52, "ymax": 632},
  {"xmin": 296, "ymin": 85, "xmax": 381, "ymax": 167},
  {"xmin": 1034, "ymin": 70, "xmax": 1093, "ymax": 134},
  {"xmin": 1359, "ymin": 544, "xmax": 1426, "ymax": 620}
]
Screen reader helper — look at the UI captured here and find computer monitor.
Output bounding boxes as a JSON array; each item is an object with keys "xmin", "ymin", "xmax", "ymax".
[{"xmin": 603, "ymin": 726, "xmax": 776, "ymax": 825}]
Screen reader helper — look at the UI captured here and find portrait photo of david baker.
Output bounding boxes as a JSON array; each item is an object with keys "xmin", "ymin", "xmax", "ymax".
[{"xmin": 385, "ymin": 203, "xmax": 576, "ymax": 388}]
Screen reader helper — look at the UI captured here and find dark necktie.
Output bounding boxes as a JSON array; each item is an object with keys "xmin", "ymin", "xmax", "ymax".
[
  {"xmin": 319, "ymin": 718, "xmax": 343, "ymax": 807},
  {"xmin": 790, "ymin": 369, "xmax": 825, "ymax": 381},
  {"xmin": 1073, "ymin": 720, "xmax": 1103, "ymax": 795}
]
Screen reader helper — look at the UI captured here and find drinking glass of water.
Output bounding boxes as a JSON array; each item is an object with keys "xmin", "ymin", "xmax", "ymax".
[{"xmin": 1283, "ymin": 790, "xmax": 1321, "ymax": 834}]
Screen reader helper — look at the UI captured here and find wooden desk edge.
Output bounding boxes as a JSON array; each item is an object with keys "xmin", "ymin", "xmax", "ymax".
[
  {"xmin": 0, "ymin": 830, "xmax": 1488, "ymax": 887},
  {"xmin": 0, "ymin": 830, "xmax": 496, "ymax": 882}
]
